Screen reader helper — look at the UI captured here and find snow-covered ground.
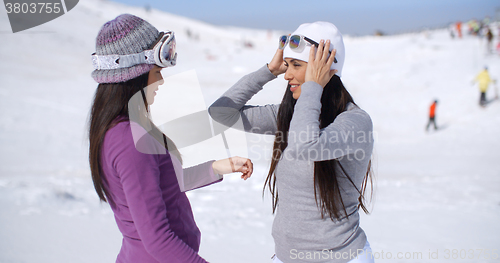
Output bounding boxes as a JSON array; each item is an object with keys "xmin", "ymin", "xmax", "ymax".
[{"xmin": 1, "ymin": 1, "xmax": 499, "ymax": 262}]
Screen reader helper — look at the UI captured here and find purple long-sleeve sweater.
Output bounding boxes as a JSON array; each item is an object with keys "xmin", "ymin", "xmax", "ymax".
[{"xmin": 100, "ymin": 119, "xmax": 223, "ymax": 263}]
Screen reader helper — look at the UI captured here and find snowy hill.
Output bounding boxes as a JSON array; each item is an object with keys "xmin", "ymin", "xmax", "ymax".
[{"xmin": 0, "ymin": 0, "xmax": 499, "ymax": 262}]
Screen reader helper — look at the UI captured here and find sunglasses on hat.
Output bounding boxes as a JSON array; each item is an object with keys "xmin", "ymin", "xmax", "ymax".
[
  {"xmin": 279, "ymin": 34, "xmax": 337, "ymax": 63},
  {"xmin": 91, "ymin": 31, "xmax": 177, "ymax": 70}
]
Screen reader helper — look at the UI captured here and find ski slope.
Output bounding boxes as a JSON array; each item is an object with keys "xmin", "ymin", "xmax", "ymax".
[{"xmin": 0, "ymin": 0, "xmax": 499, "ymax": 262}]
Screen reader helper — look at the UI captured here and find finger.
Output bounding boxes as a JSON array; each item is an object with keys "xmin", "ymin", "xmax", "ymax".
[
  {"xmin": 309, "ymin": 42, "xmax": 316, "ymax": 63},
  {"xmin": 326, "ymin": 48, "xmax": 337, "ymax": 68},
  {"xmin": 244, "ymin": 168, "xmax": 252, "ymax": 179},
  {"xmin": 322, "ymin": 40, "xmax": 331, "ymax": 62},
  {"xmin": 233, "ymin": 157, "xmax": 250, "ymax": 173},
  {"xmin": 247, "ymin": 159, "xmax": 253, "ymax": 176},
  {"xmin": 316, "ymin": 39, "xmax": 324, "ymax": 61},
  {"xmin": 243, "ymin": 170, "xmax": 251, "ymax": 179},
  {"xmin": 237, "ymin": 164, "xmax": 250, "ymax": 174},
  {"xmin": 240, "ymin": 159, "xmax": 252, "ymax": 180},
  {"xmin": 274, "ymin": 48, "xmax": 284, "ymax": 60},
  {"xmin": 329, "ymin": 69, "xmax": 338, "ymax": 79},
  {"xmin": 271, "ymin": 49, "xmax": 283, "ymax": 64}
]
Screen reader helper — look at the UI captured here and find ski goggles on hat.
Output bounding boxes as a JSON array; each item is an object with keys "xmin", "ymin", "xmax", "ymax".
[
  {"xmin": 279, "ymin": 34, "xmax": 337, "ymax": 63},
  {"xmin": 91, "ymin": 31, "xmax": 177, "ymax": 70}
]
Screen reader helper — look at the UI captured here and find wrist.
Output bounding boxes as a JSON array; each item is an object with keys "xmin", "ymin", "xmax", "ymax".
[
  {"xmin": 304, "ymin": 76, "xmax": 320, "ymax": 87},
  {"xmin": 212, "ymin": 161, "xmax": 220, "ymax": 175},
  {"xmin": 267, "ymin": 63, "xmax": 280, "ymax": 77}
]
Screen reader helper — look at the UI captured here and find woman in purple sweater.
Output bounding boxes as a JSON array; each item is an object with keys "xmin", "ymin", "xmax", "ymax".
[{"xmin": 88, "ymin": 14, "xmax": 253, "ymax": 262}]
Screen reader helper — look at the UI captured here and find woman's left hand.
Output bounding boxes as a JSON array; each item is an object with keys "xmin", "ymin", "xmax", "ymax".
[
  {"xmin": 212, "ymin": 156, "xmax": 253, "ymax": 180},
  {"xmin": 304, "ymin": 39, "xmax": 338, "ymax": 88}
]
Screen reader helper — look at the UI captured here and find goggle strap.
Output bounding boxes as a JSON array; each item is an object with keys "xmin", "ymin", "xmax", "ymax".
[{"xmin": 91, "ymin": 50, "xmax": 156, "ymax": 70}]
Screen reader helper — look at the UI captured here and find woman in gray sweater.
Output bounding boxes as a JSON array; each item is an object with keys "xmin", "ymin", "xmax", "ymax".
[{"xmin": 209, "ymin": 22, "xmax": 374, "ymax": 263}]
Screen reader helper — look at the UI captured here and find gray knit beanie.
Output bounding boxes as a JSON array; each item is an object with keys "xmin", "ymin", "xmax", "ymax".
[{"xmin": 92, "ymin": 14, "xmax": 160, "ymax": 83}]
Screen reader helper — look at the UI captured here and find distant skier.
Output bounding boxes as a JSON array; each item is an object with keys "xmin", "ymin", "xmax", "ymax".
[
  {"xmin": 456, "ymin": 21, "xmax": 462, "ymax": 38},
  {"xmin": 426, "ymin": 100, "xmax": 438, "ymax": 131},
  {"xmin": 473, "ymin": 67, "xmax": 495, "ymax": 106},
  {"xmin": 486, "ymin": 28, "xmax": 493, "ymax": 54},
  {"xmin": 468, "ymin": 19, "xmax": 480, "ymax": 35}
]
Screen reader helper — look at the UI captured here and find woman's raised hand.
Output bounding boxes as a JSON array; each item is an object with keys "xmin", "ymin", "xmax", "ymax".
[
  {"xmin": 212, "ymin": 156, "xmax": 253, "ymax": 180},
  {"xmin": 305, "ymin": 39, "xmax": 338, "ymax": 88},
  {"xmin": 267, "ymin": 48, "xmax": 288, "ymax": 76}
]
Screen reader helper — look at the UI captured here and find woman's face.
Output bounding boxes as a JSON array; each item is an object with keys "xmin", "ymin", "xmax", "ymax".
[
  {"xmin": 284, "ymin": 58, "xmax": 307, "ymax": 100},
  {"xmin": 146, "ymin": 65, "xmax": 164, "ymax": 105}
]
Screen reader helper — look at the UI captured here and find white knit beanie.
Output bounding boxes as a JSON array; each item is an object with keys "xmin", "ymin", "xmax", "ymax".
[{"xmin": 283, "ymin": 21, "xmax": 345, "ymax": 77}]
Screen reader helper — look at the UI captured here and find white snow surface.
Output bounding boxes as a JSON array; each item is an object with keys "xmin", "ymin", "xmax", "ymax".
[{"xmin": 0, "ymin": 1, "xmax": 499, "ymax": 262}]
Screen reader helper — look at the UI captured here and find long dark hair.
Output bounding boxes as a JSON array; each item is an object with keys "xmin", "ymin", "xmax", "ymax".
[
  {"xmin": 264, "ymin": 75, "xmax": 373, "ymax": 221},
  {"xmin": 88, "ymin": 73, "xmax": 181, "ymax": 205}
]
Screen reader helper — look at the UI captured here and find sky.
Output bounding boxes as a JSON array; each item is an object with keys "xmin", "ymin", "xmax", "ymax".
[{"xmin": 111, "ymin": 0, "xmax": 499, "ymax": 36}]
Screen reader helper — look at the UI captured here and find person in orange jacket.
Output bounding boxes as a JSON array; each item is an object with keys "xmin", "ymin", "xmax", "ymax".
[
  {"xmin": 456, "ymin": 21, "xmax": 462, "ymax": 38},
  {"xmin": 426, "ymin": 100, "xmax": 438, "ymax": 131}
]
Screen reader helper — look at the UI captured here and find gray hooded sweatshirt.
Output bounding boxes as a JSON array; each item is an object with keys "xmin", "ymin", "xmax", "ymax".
[{"xmin": 209, "ymin": 65, "xmax": 374, "ymax": 263}]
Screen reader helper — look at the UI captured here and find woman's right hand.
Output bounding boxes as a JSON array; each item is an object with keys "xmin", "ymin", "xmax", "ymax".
[
  {"xmin": 268, "ymin": 48, "xmax": 287, "ymax": 76},
  {"xmin": 212, "ymin": 156, "xmax": 253, "ymax": 180}
]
